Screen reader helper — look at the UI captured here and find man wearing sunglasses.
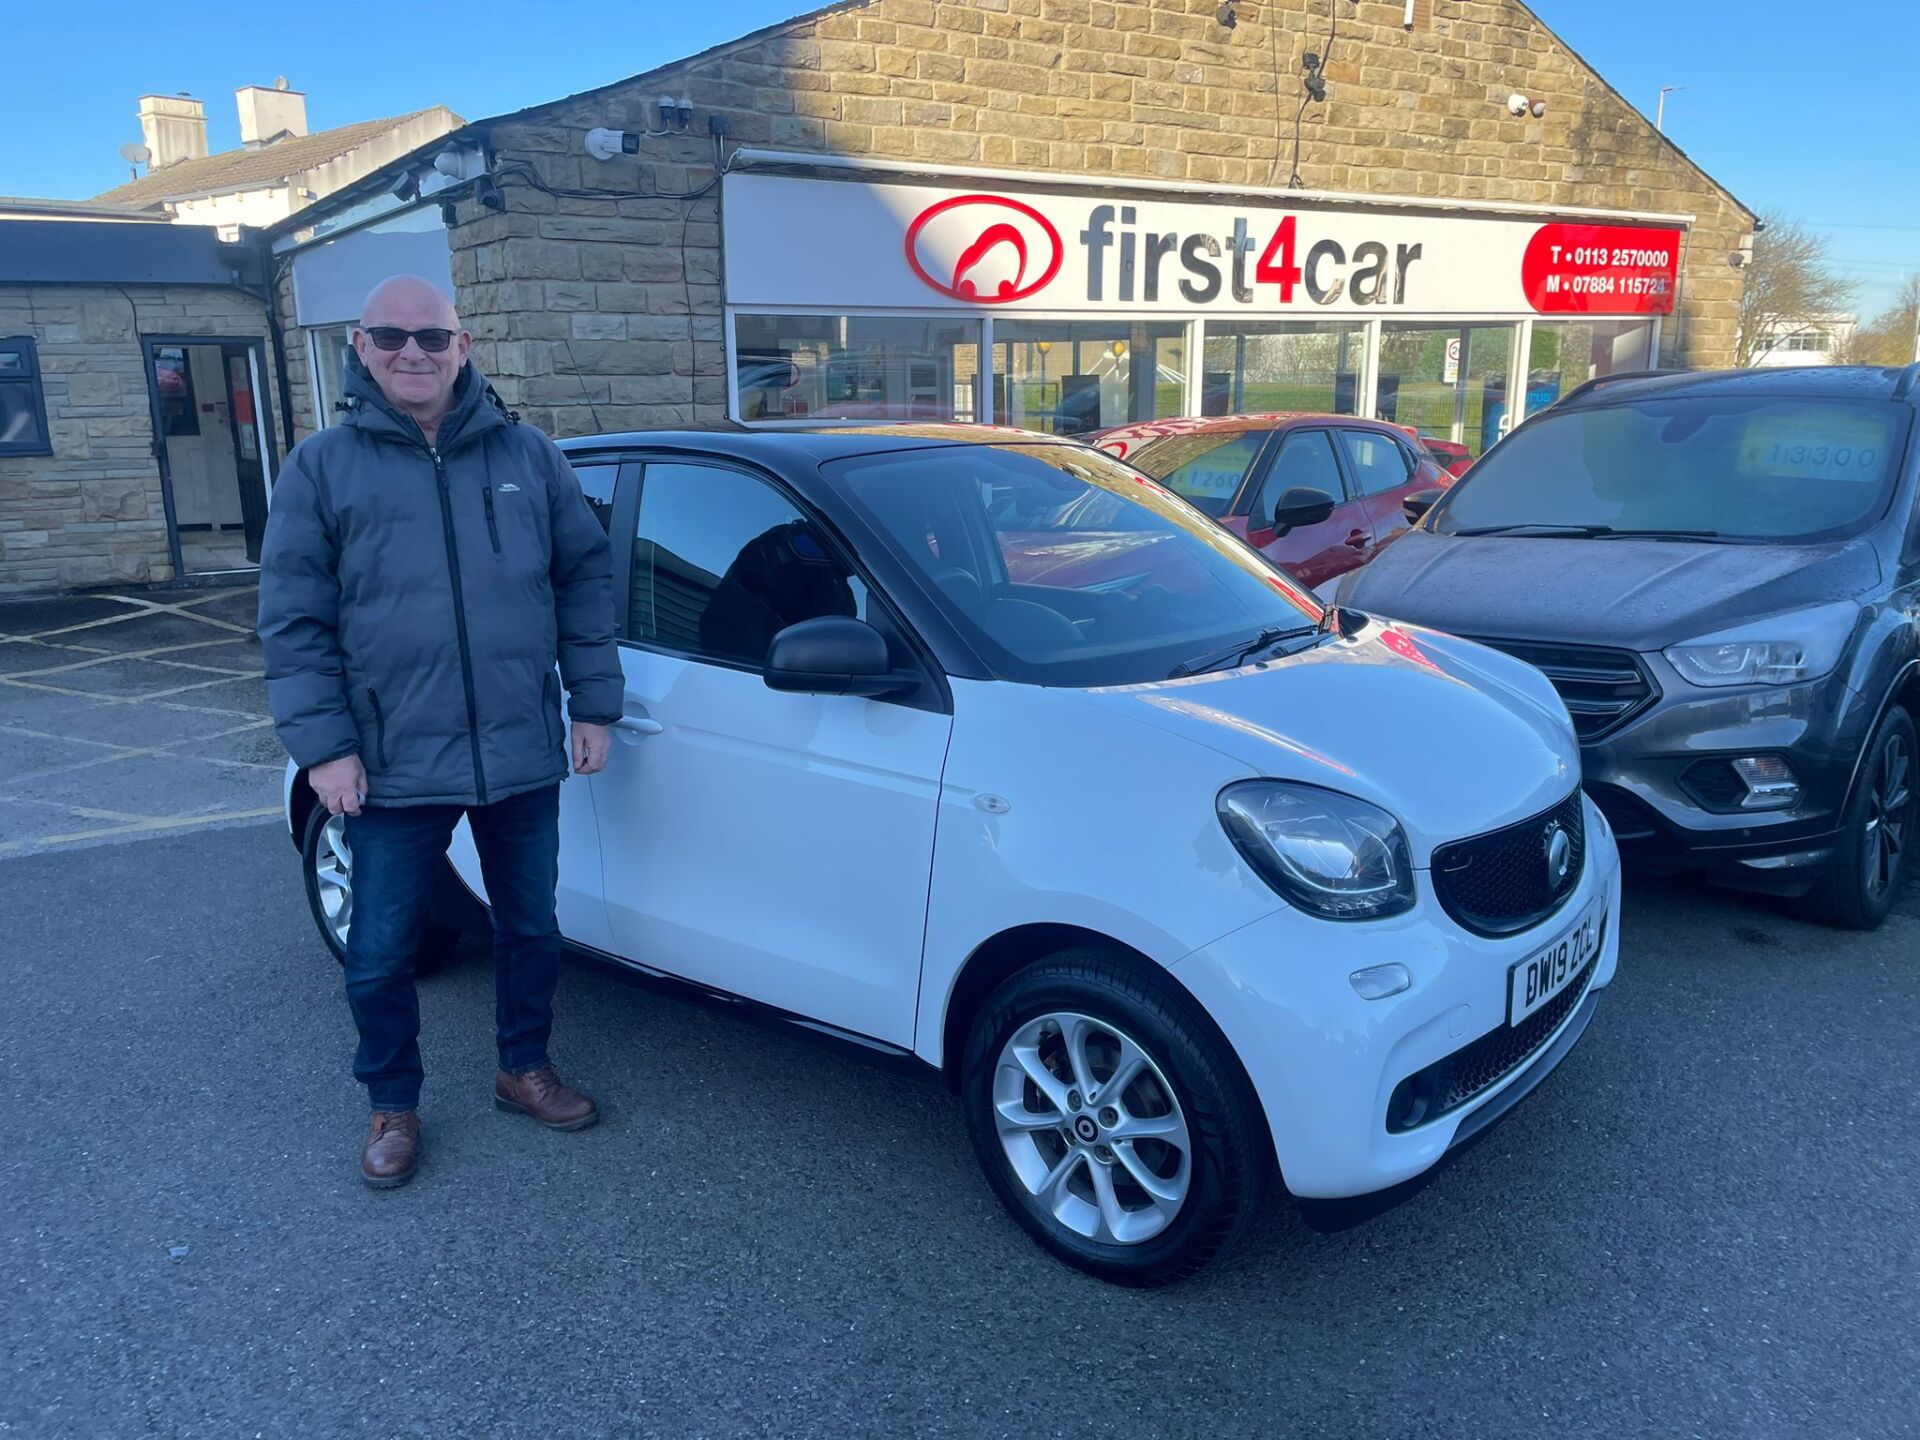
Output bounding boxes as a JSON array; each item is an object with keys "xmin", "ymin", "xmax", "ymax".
[{"xmin": 258, "ymin": 275, "xmax": 622, "ymax": 1189}]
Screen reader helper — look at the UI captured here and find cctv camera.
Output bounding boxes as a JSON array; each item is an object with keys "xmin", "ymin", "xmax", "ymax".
[
  {"xmin": 1729, "ymin": 252, "xmax": 1748, "ymax": 269},
  {"xmin": 1530, "ymin": 98, "xmax": 1548, "ymax": 119},
  {"xmin": 1507, "ymin": 93, "xmax": 1531, "ymax": 117}
]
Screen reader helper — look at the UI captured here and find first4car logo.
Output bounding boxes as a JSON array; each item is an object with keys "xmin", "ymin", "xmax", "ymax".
[
  {"xmin": 904, "ymin": 194, "xmax": 1064, "ymax": 303},
  {"xmin": 904, "ymin": 195, "xmax": 1428, "ymax": 308},
  {"xmin": 902, "ymin": 194, "xmax": 1681, "ymax": 316}
]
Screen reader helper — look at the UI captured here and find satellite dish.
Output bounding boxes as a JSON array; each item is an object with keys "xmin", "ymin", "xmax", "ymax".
[{"xmin": 120, "ymin": 142, "xmax": 152, "ymax": 166}]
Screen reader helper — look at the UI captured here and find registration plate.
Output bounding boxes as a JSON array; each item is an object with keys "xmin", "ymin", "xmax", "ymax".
[{"xmin": 1507, "ymin": 894, "xmax": 1603, "ymax": 1027}]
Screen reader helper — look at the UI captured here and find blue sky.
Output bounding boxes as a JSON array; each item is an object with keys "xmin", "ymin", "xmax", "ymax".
[{"xmin": 4, "ymin": 0, "xmax": 1914, "ymax": 315}]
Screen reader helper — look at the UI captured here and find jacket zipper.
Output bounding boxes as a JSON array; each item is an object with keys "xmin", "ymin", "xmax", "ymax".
[
  {"xmin": 430, "ymin": 445, "xmax": 489, "ymax": 805},
  {"xmin": 482, "ymin": 485, "xmax": 502, "ymax": 555},
  {"xmin": 366, "ymin": 687, "xmax": 390, "ymax": 770}
]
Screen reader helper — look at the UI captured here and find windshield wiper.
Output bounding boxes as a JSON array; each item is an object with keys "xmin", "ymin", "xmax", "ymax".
[
  {"xmin": 1449, "ymin": 522, "xmax": 1617, "ymax": 537},
  {"xmin": 1170, "ymin": 624, "xmax": 1319, "ymax": 679},
  {"xmin": 1450, "ymin": 522, "xmax": 1723, "ymax": 541},
  {"xmin": 1588, "ymin": 528, "xmax": 1722, "ymax": 541}
]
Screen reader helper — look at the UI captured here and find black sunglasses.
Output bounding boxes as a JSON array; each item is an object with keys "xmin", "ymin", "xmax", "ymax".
[{"xmin": 363, "ymin": 326, "xmax": 457, "ymax": 353}]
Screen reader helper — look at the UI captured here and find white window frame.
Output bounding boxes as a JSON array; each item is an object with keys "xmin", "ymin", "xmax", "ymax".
[
  {"xmin": 723, "ymin": 306, "xmax": 1671, "ymax": 439},
  {"xmin": 306, "ymin": 323, "xmax": 356, "ymax": 429}
]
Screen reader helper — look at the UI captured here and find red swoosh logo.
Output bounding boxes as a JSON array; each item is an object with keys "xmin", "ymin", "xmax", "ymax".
[{"xmin": 953, "ymin": 223, "xmax": 1027, "ymax": 300}]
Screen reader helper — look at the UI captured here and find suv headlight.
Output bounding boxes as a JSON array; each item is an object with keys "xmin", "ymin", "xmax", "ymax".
[
  {"xmin": 1663, "ymin": 601, "xmax": 1860, "ymax": 689},
  {"xmin": 1218, "ymin": 781, "xmax": 1416, "ymax": 921}
]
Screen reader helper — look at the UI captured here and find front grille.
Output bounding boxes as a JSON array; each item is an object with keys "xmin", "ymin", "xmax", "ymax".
[
  {"xmin": 1432, "ymin": 790, "xmax": 1586, "ymax": 937},
  {"xmin": 1385, "ymin": 911, "xmax": 1605, "ymax": 1133},
  {"xmin": 1465, "ymin": 637, "xmax": 1658, "ymax": 741}
]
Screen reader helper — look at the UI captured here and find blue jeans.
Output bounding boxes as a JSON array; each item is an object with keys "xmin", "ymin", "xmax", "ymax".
[{"xmin": 342, "ymin": 784, "xmax": 562, "ymax": 1112}]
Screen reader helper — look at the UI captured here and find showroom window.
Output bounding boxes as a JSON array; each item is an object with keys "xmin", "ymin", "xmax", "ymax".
[
  {"xmin": 1376, "ymin": 322, "xmax": 1518, "ymax": 459},
  {"xmin": 1203, "ymin": 321, "xmax": 1366, "ymax": 417},
  {"xmin": 1526, "ymin": 319, "xmax": 1654, "ymax": 417},
  {"xmin": 734, "ymin": 314, "xmax": 980, "ymax": 423},
  {"xmin": 994, "ymin": 320, "xmax": 1186, "ymax": 435},
  {"xmin": 629, "ymin": 461, "xmax": 869, "ymax": 668},
  {"xmin": 0, "ymin": 336, "xmax": 51, "ymax": 456}
]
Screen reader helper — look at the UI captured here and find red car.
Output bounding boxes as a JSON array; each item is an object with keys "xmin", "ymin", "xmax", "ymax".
[
  {"xmin": 1415, "ymin": 432, "xmax": 1475, "ymax": 479},
  {"xmin": 1090, "ymin": 413, "xmax": 1453, "ymax": 590}
]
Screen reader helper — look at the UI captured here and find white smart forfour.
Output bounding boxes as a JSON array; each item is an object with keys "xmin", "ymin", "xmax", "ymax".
[{"xmin": 286, "ymin": 425, "xmax": 1620, "ymax": 1285}]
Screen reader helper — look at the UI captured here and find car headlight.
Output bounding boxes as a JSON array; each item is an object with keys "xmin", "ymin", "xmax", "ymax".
[
  {"xmin": 1218, "ymin": 781, "xmax": 1416, "ymax": 921},
  {"xmin": 1663, "ymin": 601, "xmax": 1860, "ymax": 689}
]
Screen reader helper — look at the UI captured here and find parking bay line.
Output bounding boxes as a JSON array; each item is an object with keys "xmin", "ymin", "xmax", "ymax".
[
  {"xmin": 6, "ymin": 636, "xmax": 253, "ymax": 679},
  {"xmin": 0, "ymin": 805, "xmax": 284, "ymax": 853}
]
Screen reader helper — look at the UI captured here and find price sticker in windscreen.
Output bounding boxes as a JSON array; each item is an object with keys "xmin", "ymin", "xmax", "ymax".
[{"xmin": 1738, "ymin": 408, "xmax": 1891, "ymax": 484}]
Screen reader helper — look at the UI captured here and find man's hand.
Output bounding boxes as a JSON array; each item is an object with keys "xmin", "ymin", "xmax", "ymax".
[
  {"xmin": 571, "ymin": 721, "xmax": 612, "ymax": 776},
  {"xmin": 311, "ymin": 755, "xmax": 368, "ymax": 817}
]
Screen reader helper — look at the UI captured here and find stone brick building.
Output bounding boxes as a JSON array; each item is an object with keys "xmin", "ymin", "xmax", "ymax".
[
  {"xmin": 290, "ymin": 0, "xmax": 1744, "ymax": 451},
  {"xmin": 6, "ymin": 0, "xmax": 1755, "ymax": 593},
  {"xmin": 0, "ymin": 222, "xmax": 282, "ymax": 593}
]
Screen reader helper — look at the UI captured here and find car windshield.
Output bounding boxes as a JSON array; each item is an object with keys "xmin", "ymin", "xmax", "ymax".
[
  {"xmin": 826, "ymin": 442, "xmax": 1325, "ymax": 687},
  {"xmin": 1125, "ymin": 430, "xmax": 1267, "ymax": 518},
  {"xmin": 1433, "ymin": 395, "xmax": 1911, "ymax": 543}
]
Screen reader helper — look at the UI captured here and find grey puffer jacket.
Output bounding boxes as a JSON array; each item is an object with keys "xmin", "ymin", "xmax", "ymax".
[{"xmin": 258, "ymin": 352, "xmax": 622, "ymax": 807}]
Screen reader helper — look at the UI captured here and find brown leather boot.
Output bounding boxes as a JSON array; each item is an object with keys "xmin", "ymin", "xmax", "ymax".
[
  {"xmin": 495, "ymin": 1065, "xmax": 599, "ymax": 1131},
  {"xmin": 361, "ymin": 1110, "xmax": 420, "ymax": 1188}
]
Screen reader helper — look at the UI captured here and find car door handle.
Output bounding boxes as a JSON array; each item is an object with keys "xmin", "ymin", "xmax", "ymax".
[
  {"xmin": 1344, "ymin": 529, "xmax": 1370, "ymax": 549},
  {"xmin": 613, "ymin": 697, "xmax": 664, "ymax": 742}
]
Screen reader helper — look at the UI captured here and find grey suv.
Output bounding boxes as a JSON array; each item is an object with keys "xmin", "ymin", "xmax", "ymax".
[{"xmin": 1337, "ymin": 363, "xmax": 1920, "ymax": 928}]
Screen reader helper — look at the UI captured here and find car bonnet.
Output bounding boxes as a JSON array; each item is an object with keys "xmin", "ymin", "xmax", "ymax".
[
  {"xmin": 1069, "ymin": 620, "xmax": 1581, "ymax": 865},
  {"xmin": 1345, "ymin": 529, "xmax": 1881, "ymax": 651}
]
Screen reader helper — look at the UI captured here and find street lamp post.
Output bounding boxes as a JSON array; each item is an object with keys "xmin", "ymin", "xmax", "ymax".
[{"xmin": 1656, "ymin": 85, "xmax": 1683, "ymax": 132}]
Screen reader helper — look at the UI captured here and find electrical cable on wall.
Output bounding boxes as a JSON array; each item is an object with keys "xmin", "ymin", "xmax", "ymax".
[
  {"xmin": 475, "ymin": 132, "xmax": 737, "ymax": 425},
  {"xmin": 556, "ymin": 337, "xmax": 606, "ymax": 434},
  {"xmin": 1277, "ymin": 0, "xmax": 1340, "ymax": 189}
]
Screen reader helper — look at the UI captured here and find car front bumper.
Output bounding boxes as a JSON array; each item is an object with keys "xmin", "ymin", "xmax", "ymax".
[
  {"xmin": 1171, "ymin": 795, "xmax": 1621, "ymax": 1201},
  {"xmin": 1577, "ymin": 664, "xmax": 1865, "ymax": 886}
]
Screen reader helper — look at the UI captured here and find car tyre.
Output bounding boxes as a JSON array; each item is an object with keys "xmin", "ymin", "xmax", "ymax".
[
  {"xmin": 961, "ymin": 948, "xmax": 1269, "ymax": 1286},
  {"xmin": 1807, "ymin": 704, "xmax": 1915, "ymax": 930},
  {"xmin": 300, "ymin": 802, "xmax": 465, "ymax": 974}
]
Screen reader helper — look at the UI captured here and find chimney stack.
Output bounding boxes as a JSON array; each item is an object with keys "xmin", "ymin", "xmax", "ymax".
[
  {"xmin": 137, "ymin": 94, "xmax": 209, "ymax": 170},
  {"xmin": 236, "ymin": 77, "xmax": 307, "ymax": 148}
]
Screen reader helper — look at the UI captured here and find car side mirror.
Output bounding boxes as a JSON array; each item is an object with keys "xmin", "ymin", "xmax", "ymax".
[
  {"xmin": 1265, "ymin": 486, "xmax": 1337, "ymax": 536},
  {"xmin": 765, "ymin": 617, "xmax": 909, "ymax": 698},
  {"xmin": 1402, "ymin": 488, "xmax": 1444, "ymax": 525}
]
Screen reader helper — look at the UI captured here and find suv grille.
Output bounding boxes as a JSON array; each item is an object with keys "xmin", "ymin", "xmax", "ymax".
[
  {"xmin": 1465, "ymin": 637, "xmax": 1657, "ymax": 741},
  {"xmin": 1384, "ymin": 911, "xmax": 1604, "ymax": 1133},
  {"xmin": 1432, "ymin": 790, "xmax": 1586, "ymax": 937}
]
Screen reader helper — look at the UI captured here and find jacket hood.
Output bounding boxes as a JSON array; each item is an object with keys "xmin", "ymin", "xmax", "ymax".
[
  {"xmin": 340, "ymin": 347, "xmax": 513, "ymax": 452},
  {"xmin": 1344, "ymin": 530, "xmax": 1883, "ymax": 650},
  {"xmin": 1071, "ymin": 619, "xmax": 1580, "ymax": 863}
]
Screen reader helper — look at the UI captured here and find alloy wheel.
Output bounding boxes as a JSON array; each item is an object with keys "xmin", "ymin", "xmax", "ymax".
[
  {"xmin": 1864, "ymin": 729, "xmax": 1912, "ymax": 902},
  {"xmin": 313, "ymin": 813, "xmax": 353, "ymax": 950},
  {"xmin": 991, "ymin": 1011, "xmax": 1192, "ymax": 1245}
]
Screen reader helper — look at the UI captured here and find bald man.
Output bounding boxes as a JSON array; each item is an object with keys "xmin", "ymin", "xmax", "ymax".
[{"xmin": 259, "ymin": 275, "xmax": 623, "ymax": 1188}]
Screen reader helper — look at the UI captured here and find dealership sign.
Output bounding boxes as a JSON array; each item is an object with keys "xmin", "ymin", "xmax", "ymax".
[{"xmin": 724, "ymin": 174, "xmax": 1682, "ymax": 318}]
